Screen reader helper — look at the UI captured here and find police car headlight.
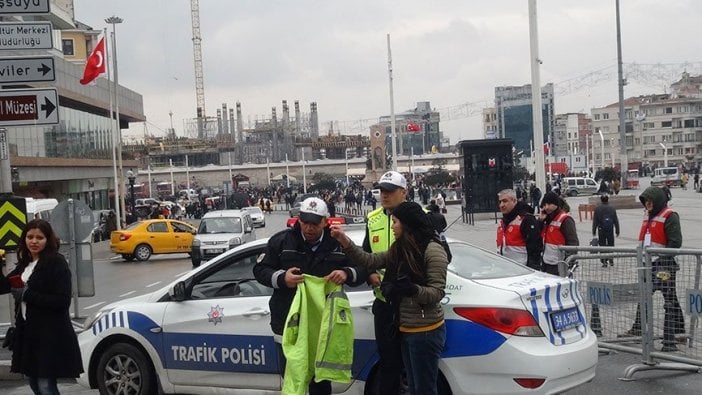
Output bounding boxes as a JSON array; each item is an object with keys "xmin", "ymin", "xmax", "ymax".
[
  {"xmin": 229, "ymin": 237, "xmax": 242, "ymax": 247},
  {"xmin": 84, "ymin": 308, "xmax": 114, "ymax": 331},
  {"xmin": 192, "ymin": 239, "xmax": 201, "ymax": 247}
]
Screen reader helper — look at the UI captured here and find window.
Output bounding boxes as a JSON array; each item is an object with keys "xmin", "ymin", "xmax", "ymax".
[
  {"xmin": 684, "ymin": 119, "xmax": 694, "ymax": 128},
  {"xmin": 661, "ymin": 121, "xmax": 672, "ymax": 128},
  {"xmin": 603, "ymin": 113, "xmax": 610, "ymax": 120},
  {"xmin": 171, "ymin": 222, "xmax": 193, "ymax": 233},
  {"xmin": 189, "ymin": 252, "xmax": 273, "ymax": 299},
  {"xmin": 148, "ymin": 222, "xmax": 168, "ymax": 233},
  {"xmin": 643, "ymin": 122, "xmax": 654, "ymax": 129},
  {"xmin": 62, "ymin": 39, "xmax": 74, "ymax": 55},
  {"xmin": 665, "ymin": 107, "xmax": 673, "ymax": 114},
  {"xmin": 594, "ymin": 114, "xmax": 601, "ymax": 120}
]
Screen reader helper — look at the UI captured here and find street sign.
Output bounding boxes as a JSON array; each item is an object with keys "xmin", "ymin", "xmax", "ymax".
[
  {"xmin": 0, "ymin": 22, "xmax": 53, "ymax": 51},
  {"xmin": 51, "ymin": 199, "xmax": 94, "ymax": 242},
  {"xmin": 0, "ymin": 88, "xmax": 59, "ymax": 126},
  {"xmin": 0, "ymin": 0, "xmax": 50, "ymax": 15},
  {"xmin": 0, "ymin": 195, "xmax": 27, "ymax": 251},
  {"xmin": 0, "ymin": 56, "xmax": 55, "ymax": 84}
]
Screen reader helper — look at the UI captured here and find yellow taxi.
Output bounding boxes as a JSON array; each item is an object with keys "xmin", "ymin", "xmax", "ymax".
[{"xmin": 110, "ymin": 219, "xmax": 197, "ymax": 262}]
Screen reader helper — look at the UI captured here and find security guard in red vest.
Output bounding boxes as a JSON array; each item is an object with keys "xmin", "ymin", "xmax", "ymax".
[
  {"xmin": 624, "ymin": 186, "xmax": 685, "ymax": 351},
  {"xmin": 496, "ymin": 189, "xmax": 542, "ymax": 270},
  {"xmin": 539, "ymin": 192, "xmax": 579, "ymax": 276}
]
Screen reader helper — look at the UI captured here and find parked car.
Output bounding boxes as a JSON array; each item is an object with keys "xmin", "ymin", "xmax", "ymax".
[
  {"xmin": 650, "ymin": 166, "xmax": 680, "ymax": 187},
  {"xmin": 241, "ymin": 206, "xmax": 265, "ymax": 227},
  {"xmin": 109, "ymin": 219, "xmax": 197, "ymax": 262},
  {"xmin": 79, "ymin": 232, "xmax": 597, "ymax": 394},
  {"xmin": 191, "ymin": 210, "xmax": 256, "ymax": 267},
  {"xmin": 563, "ymin": 177, "xmax": 600, "ymax": 196}
]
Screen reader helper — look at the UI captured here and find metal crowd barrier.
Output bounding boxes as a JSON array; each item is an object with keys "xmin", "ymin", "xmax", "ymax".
[{"xmin": 560, "ymin": 245, "xmax": 702, "ymax": 380}]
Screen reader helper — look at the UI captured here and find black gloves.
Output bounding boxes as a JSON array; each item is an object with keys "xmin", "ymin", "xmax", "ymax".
[{"xmin": 381, "ymin": 275, "xmax": 419, "ymax": 300}]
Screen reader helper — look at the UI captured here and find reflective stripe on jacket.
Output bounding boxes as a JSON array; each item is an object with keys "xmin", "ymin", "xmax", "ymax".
[
  {"xmin": 638, "ymin": 208, "xmax": 673, "ymax": 248},
  {"xmin": 367, "ymin": 207, "xmax": 394, "ymax": 301},
  {"xmin": 282, "ymin": 275, "xmax": 353, "ymax": 394},
  {"xmin": 496, "ymin": 215, "xmax": 528, "ymax": 264},
  {"xmin": 542, "ymin": 211, "xmax": 569, "ymax": 265}
]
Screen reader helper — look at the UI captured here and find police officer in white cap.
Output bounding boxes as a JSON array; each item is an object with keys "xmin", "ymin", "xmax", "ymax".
[{"xmin": 254, "ymin": 197, "xmax": 367, "ymax": 394}]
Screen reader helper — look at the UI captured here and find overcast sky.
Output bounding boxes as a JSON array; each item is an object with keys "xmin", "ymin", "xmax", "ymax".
[{"xmin": 74, "ymin": 0, "xmax": 702, "ymax": 144}]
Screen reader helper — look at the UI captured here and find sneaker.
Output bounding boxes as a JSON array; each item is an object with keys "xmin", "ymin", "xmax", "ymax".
[{"xmin": 661, "ymin": 343, "xmax": 678, "ymax": 352}]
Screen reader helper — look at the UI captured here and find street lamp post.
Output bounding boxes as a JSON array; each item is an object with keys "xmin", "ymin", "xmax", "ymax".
[
  {"xmin": 126, "ymin": 169, "xmax": 136, "ymax": 224},
  {"xmin": 659, "ymin": 142, "xmax": 668, "ymax": 167},
  {"xmin": 597, "ymin": 129, "xmax": 605, "ymax": 171},
  {"xmin": 105, "ymin": 15, "xmax": 125, "ymax": 225}
]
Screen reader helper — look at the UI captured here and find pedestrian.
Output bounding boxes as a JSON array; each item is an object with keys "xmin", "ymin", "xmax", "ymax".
[
  {"xmin": 435, "ymin": 191, "xmax": 446, "ymax": 213},
  {"xmin": 361, "ymin": 170, "xmax": 408, "ymax": 394},
  {"xmin": 539, "ymin": 192, "xmax": 579, "ymax": 276},
  {"xmin": 330, "ymin": 201, "xmax": 448, "ymax": 395},
  {"xmin": 0, "ymin": 219, "xmax": 83, "ymax": 394},
  {"xmin": 612, "ymin": 178, "xmax": 621, "ymax": 195},
  {"xmin": 497, "ymin": 189, "xmax": 543, "ymax": 270},
  {"xmin": 592, "ymin": 194, "xmax": 620, "ymax": 267},
  {"xmin": 622, "ymin": 186, "xmax": 685, "ymax": 351},
  {"xmin": 530, "ymin": 184, "xmax": 542, "ymax": 215},
  {"xmin": 253, "ymin": 197, "xmax": 367, "ymax": 394}
]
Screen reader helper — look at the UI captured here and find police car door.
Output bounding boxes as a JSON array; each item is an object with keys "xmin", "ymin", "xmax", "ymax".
[{"xmin": 161, "ymin": 246, "xmax": 280, "ymax": 390}]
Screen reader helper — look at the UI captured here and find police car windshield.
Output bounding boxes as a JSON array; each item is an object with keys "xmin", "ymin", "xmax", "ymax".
[
  {"xmin": 198, "ymin": 217, "xmax": 243, "ymax": 234},
  {"xmin": 448, "ymin": 242, "xmax": 532, "ymax": 279}
]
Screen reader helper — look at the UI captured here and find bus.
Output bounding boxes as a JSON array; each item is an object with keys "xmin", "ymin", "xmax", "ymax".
[{"xmin": 155, "ymin": 182, "xmax": 173, "ymax": 198}]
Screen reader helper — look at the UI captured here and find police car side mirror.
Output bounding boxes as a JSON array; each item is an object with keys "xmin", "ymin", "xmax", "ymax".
[{"xmin": 170, "ymin": 281, "xmax": 187, "ymax": 302}]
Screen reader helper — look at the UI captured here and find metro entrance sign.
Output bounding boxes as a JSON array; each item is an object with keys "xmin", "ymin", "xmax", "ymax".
[
  {"xmin": 0, "ymin": 56, "xmax": 55, "ymax": 83},
  {"xmin": 0, "ymin": 88, "xmax": 58, "ymax": 126},
  {"xmin": 0, "ymin": 0, "xmax": 51, "ymax": 15}
]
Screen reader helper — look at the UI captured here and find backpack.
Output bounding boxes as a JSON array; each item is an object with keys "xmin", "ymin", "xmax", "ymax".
[
  {"xmin": 427, "ymin": 211, "xmax": 452, "ymax": 262},
  {"xmin": 600, "ymin": 214, "xmax": 614, "ymax": 232}
]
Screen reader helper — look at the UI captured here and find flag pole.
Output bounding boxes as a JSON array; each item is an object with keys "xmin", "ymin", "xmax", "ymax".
[{"xmin": 106, "ymin": 28, "xmax": 122, "ymax": 230}]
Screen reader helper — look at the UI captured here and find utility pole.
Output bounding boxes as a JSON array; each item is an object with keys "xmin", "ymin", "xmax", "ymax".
[
  {"xmin": 528, "ymin": 0, "xmax": 546, "ymax": 192},
  {"xmin": 616, "ymin": 0, "xmax": 628, "ymax": 183},
  {"xmin": 387, "ymin": 34, "xmax": 398, "ymax": 171}
]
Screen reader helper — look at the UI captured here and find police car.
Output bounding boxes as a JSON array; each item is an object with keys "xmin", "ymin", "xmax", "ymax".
[{"xmin": 77, "ymin": 232, "xmax": 597, "ymax": 394}]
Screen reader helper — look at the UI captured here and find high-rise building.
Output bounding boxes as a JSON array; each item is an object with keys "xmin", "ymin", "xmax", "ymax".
[
  {"xmin": 494, "ymin": 83, "xmax": 555, "ymax": 153},
  {"xmin": 482, "ymin": 107, "xmax": 498, "ymax": 139},
  {"xmin": 4, "ymin": 2, "xmax": 145, "ymax": 209},
  {"xmin": 376, "ymin": 101, "xmax": 442, "ymax": 155}
]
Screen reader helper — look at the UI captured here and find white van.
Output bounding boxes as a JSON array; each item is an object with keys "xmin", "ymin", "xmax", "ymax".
[
  {"xmin": 190, "ymin": 210, "xmax": 256, "ymax": 267},
  {"xmin": 651, "ymin": 167, "xmax": 680, "ymax": 187},
  {"xmin": 562, "ymin": 177, "xmax": 600, "ymax": 196},
  {"xmin": 24, "ymin": 198, "xmax": 59, "ymax": 221}
]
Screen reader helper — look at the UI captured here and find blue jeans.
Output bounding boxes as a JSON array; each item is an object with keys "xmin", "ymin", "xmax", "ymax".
[
  {"xmin": 28, "ymin": 377, "xmax": 60, "ymax": 395},
  {"xmin": 400, "ymin": 324, "xmax": 446, "ymax": 395}
]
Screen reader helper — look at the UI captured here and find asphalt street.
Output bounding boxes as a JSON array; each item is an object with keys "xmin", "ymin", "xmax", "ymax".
[{"xmin": 1, "ymin": 180, "xmax": 701, "ymax": 393}]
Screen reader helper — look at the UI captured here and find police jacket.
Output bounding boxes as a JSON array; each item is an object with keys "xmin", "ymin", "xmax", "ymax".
[
  {"xmin": 282, "ymin": 275, "xmax": 353, "ymax": 394},
  {"xmin": 541, "ymin": 209, "xmax": 579, "ymax": 266},
  {"xmin": 253, "ymin": 223, "xmax": 367, "ymax": 335}
]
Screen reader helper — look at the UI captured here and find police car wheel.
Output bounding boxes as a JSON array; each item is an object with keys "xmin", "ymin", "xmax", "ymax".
[
  {"xmin": 134, "ymin": 244, "xmax": 152, "ymax": 261},
  {"xmin": 97, "ymin": 342, "xmax": 155, "ymax": 395}
]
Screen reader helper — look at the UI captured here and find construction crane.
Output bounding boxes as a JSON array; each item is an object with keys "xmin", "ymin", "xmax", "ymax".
[{"xmin": 190, "ymin": 0, "xmax": 206, "ymax": 139}]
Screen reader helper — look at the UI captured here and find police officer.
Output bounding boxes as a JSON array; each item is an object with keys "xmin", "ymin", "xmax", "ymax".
[
  {"xmin": 362, "ymin": 171, "xmax": 407, "ymax": 394},
  {"xmin": 253, "ymin": 197, "xmax": 367, "ymax": 394},
  {"xmin": 496, "ymin": 189, "xmax": 542, "ymax": 270},
  {"xmin": 540, "ymin": 192, "xmax": 579, "ymax": 275}
]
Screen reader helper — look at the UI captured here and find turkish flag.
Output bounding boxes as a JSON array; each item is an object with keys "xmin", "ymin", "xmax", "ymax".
[
  {"xmin": 406, "ymin": 122, "xmax": 421, "ymax": 132},
  {"xmin": 543, "ymin": 142, "xmax": 550, "ymax": 155},
  {"xmin": 80, "ymin": 37, "xmax": 106, "ymax": 85}
]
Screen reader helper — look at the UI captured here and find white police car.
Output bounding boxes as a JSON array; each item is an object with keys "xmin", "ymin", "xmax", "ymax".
[{"xmin": 77, "ymin": 232, "xmax": 597, "ymax": 394}]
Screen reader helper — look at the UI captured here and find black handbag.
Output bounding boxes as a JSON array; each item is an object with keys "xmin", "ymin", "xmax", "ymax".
[{"xmin": 2, "ymin": 326, "xmax": 16, "ymax": 350}]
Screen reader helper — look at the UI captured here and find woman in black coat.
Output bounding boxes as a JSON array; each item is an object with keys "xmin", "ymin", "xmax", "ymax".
[{"xmin": 0, "ymin": 219, "xmax": 83, "ymax": 394}]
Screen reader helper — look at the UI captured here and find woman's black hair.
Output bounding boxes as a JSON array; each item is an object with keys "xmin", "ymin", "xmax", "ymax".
[
  {"xmin": 16, "ymin": 219, "xmax": 60, "ymax": 269},
  {"xmin": 387, "ymin": 212, "xmax": 436, "ymax": 281}
]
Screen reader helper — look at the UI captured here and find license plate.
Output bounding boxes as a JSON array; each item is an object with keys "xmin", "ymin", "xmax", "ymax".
[
  {"xmin": 550, "ymin": 307, "xmax": 582, "ymax": 332},
  {"xmin": 207, "ymin": 248, "xmax": 224, "ymax": 254}
]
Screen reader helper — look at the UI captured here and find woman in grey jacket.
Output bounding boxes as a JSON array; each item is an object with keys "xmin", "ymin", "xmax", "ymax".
[{"xmin": 330, "ymin": 201, "xmax": 448, "ymax": 395}]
